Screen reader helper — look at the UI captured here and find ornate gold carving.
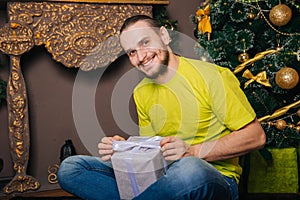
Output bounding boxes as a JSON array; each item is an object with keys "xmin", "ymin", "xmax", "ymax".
[
  {"xmin": 44, "ymin": 0, "xmax": 169, "ymax": 4},
  {"xmin": 0, "ymin": 22, "xmax": 34, "ymax": 56},
  {"xmin": 8, "ymin": 2, "xmax": 152, "ymax": 70},
  {"xmin": 48, "ymin": 164, "xmax": 60, "ymax": 184},
  {"xmin": 4, "ymin": 175, "xmax": 40, "ymax": 194},
  {"xmin": 3, "ymin": 56, "xmax": 40, "ymax": 194}
]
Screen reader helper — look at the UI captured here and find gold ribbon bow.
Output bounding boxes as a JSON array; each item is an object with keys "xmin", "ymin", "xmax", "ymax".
[
  {"xmin": 242, "ymin": 69, "xmax": 272, "ymax": 88},
  {"xmin": 196, "ymin": 5, "xmax": 212, "ymax": 40}
]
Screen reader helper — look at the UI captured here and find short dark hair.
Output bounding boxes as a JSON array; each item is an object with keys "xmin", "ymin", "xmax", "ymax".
[{"xmin": 120, "ymin": 15, "xmax": 161, "ymax": 34}]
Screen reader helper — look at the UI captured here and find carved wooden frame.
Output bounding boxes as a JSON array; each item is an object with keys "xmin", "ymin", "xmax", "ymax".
[
  {"xmin": 45, "ymin": 0, "xmax": 169, "ymax": 3},
  {"xmin": 0, "ymin": 1, "xmax": 154, "ymax": 194}
]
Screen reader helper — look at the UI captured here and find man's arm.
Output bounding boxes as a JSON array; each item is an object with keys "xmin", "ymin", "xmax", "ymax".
[{"xmin": 185, "ymin": 118, "xmax": 266, "ymax": 161}]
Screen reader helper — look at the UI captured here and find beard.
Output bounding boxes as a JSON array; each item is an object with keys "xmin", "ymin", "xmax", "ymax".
[{"xmin": 143, "ymin": 50, "xmax": 169, "ymax": 79}]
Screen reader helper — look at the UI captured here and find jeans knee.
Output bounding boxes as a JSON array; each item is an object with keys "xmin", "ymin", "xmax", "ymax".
[
  {"xmin": 168, "ymin": 157, "xmax": 222, "ymax": 185},
  {"xmin": 57, "ymin": 155, "xmax": 83, "ymax": 186}
]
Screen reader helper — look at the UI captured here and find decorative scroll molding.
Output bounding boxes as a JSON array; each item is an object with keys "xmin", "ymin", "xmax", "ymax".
[
  {"xmin": 44, "ymin": 0, "xmax": 169, "ymax": 4},
  {"xmin": 3, "ymin": 55, "xmax": 40, "ymax": 194},
  {"xmin": 7, "ymin": 2, "xmax": 152, "ymax": 70},
  {"xmin": 0, "ymin": 1, "xmax": 154, "ymax": 194},
  {"xmin": 48, "ymin": 164, "xmax": 60, "ymax": 184},
  {"xmin": 0, "ymin": 22, "xmax": 34, "ymax": 55}
]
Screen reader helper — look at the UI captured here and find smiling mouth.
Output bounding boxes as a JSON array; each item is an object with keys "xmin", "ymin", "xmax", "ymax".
[{"xmin": 139, "ymin": 55, "xmax": 155, "ymax": 70}]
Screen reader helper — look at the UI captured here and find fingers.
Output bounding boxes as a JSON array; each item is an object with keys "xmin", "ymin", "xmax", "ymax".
[
  {"xmin": 98, "ymin": 137, "xmax": 113, "ymax": 161},
  {"xmin": 112, "ymin": 135, "xmax": 126, "ymax": 141},
  {"xmin": 98, "ymin": 135, "xmax": 125, "ymax": 161},
  {"xmin": 160, "ymin": 136, "xmax": 173, "ymax": 147},
  {"xmin": 160, "ymin": 137, "xmax": 188, "ymax": 161}
]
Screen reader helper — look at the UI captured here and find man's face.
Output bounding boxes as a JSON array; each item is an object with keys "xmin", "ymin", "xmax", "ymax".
[{"xmin": 120, "ymin": 21, "xmax": 169, "ymax": 79}]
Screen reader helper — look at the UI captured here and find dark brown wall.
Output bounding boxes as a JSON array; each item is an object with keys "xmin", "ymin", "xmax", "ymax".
[
  {"xmin": 0, "ymin": 7, "xmax": 13, "ymax": 185},
  {"xmin": 0, "ymin": 0, "xmax": 200, "ymax": 194}
]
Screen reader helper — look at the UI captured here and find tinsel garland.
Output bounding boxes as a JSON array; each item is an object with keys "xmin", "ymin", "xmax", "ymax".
[{"xmin": 192, "ymin": 0, "xmax": 300, "ymax": 148}]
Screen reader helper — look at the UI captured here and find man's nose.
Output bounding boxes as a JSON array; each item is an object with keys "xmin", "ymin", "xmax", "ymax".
[{"xmin": 136, "ymin": 49, "xmax": 146, "ymax": 62}]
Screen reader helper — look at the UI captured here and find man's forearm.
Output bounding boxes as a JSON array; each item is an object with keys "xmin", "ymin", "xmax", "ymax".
[{"xmin": 185, "ymin": 118, "xmax": 266, "ymax": 162}]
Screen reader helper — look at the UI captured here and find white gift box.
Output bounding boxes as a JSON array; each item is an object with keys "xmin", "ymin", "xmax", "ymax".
[{"xmin": 111, "ymin": 136, "xmax": 167, "ymax": 200}]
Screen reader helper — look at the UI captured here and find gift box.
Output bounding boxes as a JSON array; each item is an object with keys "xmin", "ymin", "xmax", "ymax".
[
  {"xmin": 247, "ymin": 147, "xmax": 298, "ymax": 193},
  {"xmin": 111, "ymin": 136, "xmax": 167, "ymax": 200}
]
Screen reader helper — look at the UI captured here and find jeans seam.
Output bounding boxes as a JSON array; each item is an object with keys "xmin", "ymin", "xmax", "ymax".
[
  {"xmin": 174, "ymin": 180, "xmax": 228, "ymax": 200},
  {"xmin": 223, "ymin": 176, "xmax": 239, "ymax": 200}
]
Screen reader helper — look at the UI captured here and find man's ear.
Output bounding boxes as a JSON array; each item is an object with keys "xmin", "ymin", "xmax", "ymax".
[{"xmin": 160, "ymin": 26, "xmax": 171, "ymax": 45}]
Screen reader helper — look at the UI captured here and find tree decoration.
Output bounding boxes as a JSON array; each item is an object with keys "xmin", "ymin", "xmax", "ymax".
[
  {"xmin": 275, "ymin": 119, "xmax": 287, "ymax": 130},
  {"xmin": 262, "ymin": 108, "xmax": 300, "ymax": 132},
  {"xmin": 195, "ymin": 5, "xmax": 212, "ymax": 40},
  {"xmin": 248, "ymin": 8, "xmax": 256, "ymax": 20},
  {"xmin": 242, "ymin": 69, "xmax": 272, "ymax": 88},
  {"xmin": 259, "ymin": 100, "xmax": 300, "ymax": 122},
  {"xmin": 237, "ymin": 38, "xmax": 251, "ymax": 63},
  {"xmin": 275, "ymin": 67, "xmax": 299, "ymax": 89},
  {"xmin": 256, "ymin": 2, "xmax": 300, "ymax": 37},
  {"xmin": 230, "ymin": 2, "xmax": 249, "ymax": 23},
  {"xmin": 192, "ymin": 0, "xmax": 300, "ymax": 147},
  {"xmin": 238, "ymin": 52, "xmax": 250, "ymax": 63},
  {"xmin": 234, "ymin": 49, "xmax": 279, "ymax": 74},
  {"xmin": 260, "ymin": 108, "xmax": 300, "ymax": 147},
  {"xmin": 153, "ymin": 5, "xmax": 178, "ymax": 31},
  {"xmin": 269, "ymin": 3, "xmax": 292, "ymax": 27}
]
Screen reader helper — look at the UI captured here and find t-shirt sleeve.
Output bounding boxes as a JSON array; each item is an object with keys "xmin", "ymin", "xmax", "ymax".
[{"xmin": 210, "ymin": 68, "xmax": 256, "ymax": 131}]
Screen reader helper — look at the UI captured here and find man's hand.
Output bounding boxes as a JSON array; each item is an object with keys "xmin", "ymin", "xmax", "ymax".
[
  {"xmin": 98, "ymin": 135, "xmax": 125, "ymax": 161},
  {"xmin": 160, "ymin": 136, "xmax": 189, "ymax": 161}
]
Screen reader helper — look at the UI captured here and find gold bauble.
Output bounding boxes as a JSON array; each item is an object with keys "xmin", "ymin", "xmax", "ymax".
[
  {"xmin": 297, "ymin": 109, "xmax": 300, "ymax": 117},
  {"xmin": 275, "ymin": 119, "xmax": 287, "ymax": 130},
  {"xmin": 275, "ymin": 67, "xmax": 299, "ymax": 89},
  {"xmin": 269, "ymin": 4, "xmax": 292, "ymax": 26},
  {"xmin": 296, "ymin": 126, "xmax": 300, "ymax": 133},
  {"xmin": 238, "ymin": 52, "xmax": 249, "ymax": 63},
  {"xmin": 249, "ymin": 10, "xmax": 255, "ymax": 20}
]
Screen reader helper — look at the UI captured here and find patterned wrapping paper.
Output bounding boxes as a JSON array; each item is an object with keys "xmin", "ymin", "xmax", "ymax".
[{"xmin": 111, "ymin": 136, "xmax": 167, "ymax": 200}]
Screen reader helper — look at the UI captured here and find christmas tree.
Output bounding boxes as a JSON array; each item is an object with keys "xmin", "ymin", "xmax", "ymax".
[{"xmin": 192, "ymin": 0, "xmax": 300, "ymax": 148}]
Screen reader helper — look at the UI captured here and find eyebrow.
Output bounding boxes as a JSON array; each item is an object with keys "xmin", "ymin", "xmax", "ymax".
[{"xmin": 125, "ymin": 36, "xmax": 150, "ymax": 55}]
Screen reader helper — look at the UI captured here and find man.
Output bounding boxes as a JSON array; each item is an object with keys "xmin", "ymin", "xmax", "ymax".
[{"xmin": 58, "ymin": 15, "xmax": 266, "ymax": 200}]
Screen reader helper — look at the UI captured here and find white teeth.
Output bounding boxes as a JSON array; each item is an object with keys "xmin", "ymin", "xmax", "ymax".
[{"xmin": 143, "ymin": 57, "xmax": 154, "ymax": 66}]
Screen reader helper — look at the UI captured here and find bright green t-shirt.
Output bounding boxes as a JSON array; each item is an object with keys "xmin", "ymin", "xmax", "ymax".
[{"xmin": 133, "ymin": 56, "xmax": 256, "ymax": 182}]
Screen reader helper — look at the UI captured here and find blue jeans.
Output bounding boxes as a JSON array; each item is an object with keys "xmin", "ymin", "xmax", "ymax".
[{"xmin": 58, "ymin": 155, "xmax": 239, "ymax": 200}]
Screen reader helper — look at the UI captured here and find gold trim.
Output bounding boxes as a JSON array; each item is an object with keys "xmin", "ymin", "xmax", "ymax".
[
  {"xmin": 258, "ymin": 100, "xmax": 300, "ymax": 122},
  {"xmin": 3, "ymin": 56, "xmax": 40, "ymax": 194},
  {"xmin": 48, "ymin": 164, "xmax": 60, "ymax": 184},
  {"xmin": 7, "ymin": 2, "xmax": 152, "ymax": 70},
  {"xmin": 38, "ymin": 0, "xmax": 169, "ymax": 4}
]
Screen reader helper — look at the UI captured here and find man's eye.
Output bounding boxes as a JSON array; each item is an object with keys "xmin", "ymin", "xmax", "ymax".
[
  {"xmin": 128, "ymin": 50, "xmax": 136, "ymax": 56},
  {"xmin": 142, "ymin": 40, "xmax": 149, "ymax": 46}
]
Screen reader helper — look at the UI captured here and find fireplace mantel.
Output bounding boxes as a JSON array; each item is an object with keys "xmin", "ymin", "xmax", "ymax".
[{"xmin": 0, "ymin": 0, "xmax": 167, "ymax": 194}]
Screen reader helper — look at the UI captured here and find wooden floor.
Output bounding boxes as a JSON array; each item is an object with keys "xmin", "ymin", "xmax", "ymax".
[
  {"xmin": 0, "ymin": 189, "xmax": 300, "ymax": 199},
  {"xmin": 0, "ymin": 189, "xmax": 78, "ymax": 200}
]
